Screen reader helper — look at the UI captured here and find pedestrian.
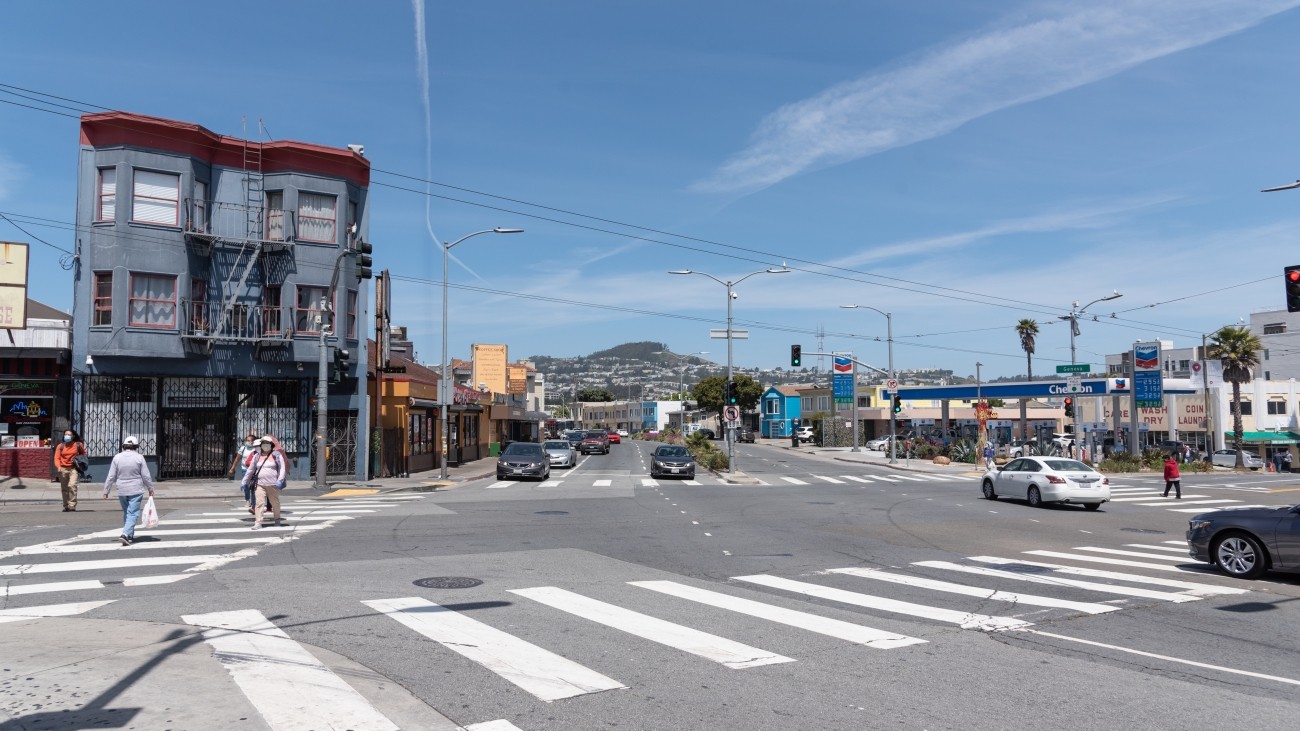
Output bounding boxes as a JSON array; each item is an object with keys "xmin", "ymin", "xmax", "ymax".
[
  {"xmin": 1284, "ymin": 451, "xmax": 1294, "ymax": 473},
  {"xmin": 229, "ymin": 430, "xmax": 259, "ymax": 479},
  {"xmin": 1273, "ymin": 450, "xmax": 1286, "ymax": 474},
  {"xmin": 241, "ymin": 435, "xmax": 286, "ymax": 530},
  {"xmin": 101, "ymin": 435, "xmax": 155, "ymax": 545},
  {"xmin": 982, "ymin": 443, "xmax": 995, "ymax": 470},
  {"xmin": 53, "ymin": 428, "xmax": 86, "ymax": 512},
  {"xmin": 1162, "ymin": 453, "xmax": 1182, "ymax": 499}
]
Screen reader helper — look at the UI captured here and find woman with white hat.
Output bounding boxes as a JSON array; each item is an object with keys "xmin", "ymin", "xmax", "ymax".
[
  {"xmin": 101, "ymin": 435, "xmax": 155, "ymax": 546},
  {"xmin": 241, "ymin": 435, "xmax": 286, "ymax": 529}
]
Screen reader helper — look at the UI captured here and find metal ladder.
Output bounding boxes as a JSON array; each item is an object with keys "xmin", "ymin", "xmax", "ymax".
[{"xmin": 215, "ymin": 119, "xmax": 266, "ymax": 340}]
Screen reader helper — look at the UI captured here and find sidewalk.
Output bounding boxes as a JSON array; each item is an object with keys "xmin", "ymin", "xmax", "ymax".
[
  {"xmin": 0, "ymin": 460, "xmax": 496, "ymax": 506},
  {"xmin": 780, "ymin": 442, "xmax": 989, "ymax": 477}
]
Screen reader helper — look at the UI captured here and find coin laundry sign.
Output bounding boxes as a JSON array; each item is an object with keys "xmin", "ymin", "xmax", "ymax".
[{"xmin": 1132, "ymin": 341, "xmax": 1164, "ymax": 408}]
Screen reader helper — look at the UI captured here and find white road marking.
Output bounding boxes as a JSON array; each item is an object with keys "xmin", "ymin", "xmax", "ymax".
[
  {"xmin": 1135, "ymin": 499, "xmax": 1237, "ymax": 507},
  {"xmin": 183, "ymin": 609, "xmax": 401, "ymax": 730},
  {"xmin": 0, "ymin": 554, "xmax": 249, "ymax": 576},
  {"xmin": 912, "ymin": 561, "xmax": 1199, "ymax": 603},
  {"xmin": 4, "ymin": 537, "xmax": 287, "ymax": 555},
  {"xmin": 642, "ymin": 479, "xmax": 659, "ymax": 487},
  {"xmin": 1109, "ymin": 495, "xmax": 1189, "ymax": 502},
  {"xmin": 0, "ymin": 600, "xmax": 114, "ymax": 623},
  {"xmin": 510, "ymin": 586, "xmax": 793, "ymax": 669},
  {"xmin": 683, "ymin": 480, "xmax": 702, "ymax": 486},
  {"xmin": 1023, "ymin": 550, "xmax": 1208, "ymax": 574},
  {"xmin": 841, "ymin": 476, "xmax": 872, "ymax": 483},
  {"xmin": 967, "ymin": 557, "xmax": 1246, "ymax": 595},
  {"xmin": 466, "ymin": 721, "xmax": 525, "ymax": 731},
  {"xmin": 122, "ymin": 574, "xmax": 194, "ymax": 586},
  {"xmin": 812, "ymin": 475, "xmax": 845, "ymax": 484},
  {"xmin": 1020, "ymin": 628, "xmax": 1300, "ymax": 688},
  {"xmin": 629, "ymin": 580, "xmax": 926, "ymax": 649},
  {"xmin": 118, "ymin": 516, "xmax": 346, "ymax": 526},
  {"xmin": 2, "ymin": 579, "xmax": 103, "ymax": 596},
  {"xmin": 872, "ymin": 476, "xmax": 902, "ymax": 482},
  {"xmin": 732, "ymin": 574, "xmax": 1029, "ymax": 631},
  {"xmin": 1072, "ymin": 547, "xmax": 1193, "ymax": 562},
  {"xmin": 825, "ymin": 567, "xmax": 1119, "ymax": 615},
  {"xmin": 1124, "ymin": 544, "xmax": 1188, "ymax": 553},
  {"xmin": 594, "ymin": 480, "xmax": 612, "ymax": 487},
  {"xmin": 1168, "ymin": 505, "xmax": 1274, "ymax": 513},
  {"xmin": 485, "ymin": 482, "xmax": 513, "ymax": 489},
  {"xmin": 540, "ymin": 481, "xmax": 563, "ymax": 487},
  {"xmin": 85, "ymin": 523, "xmax": 338, "ymax": 539},
  {"xmin": 891, "ymin": 475, "xmax": 926, "ymax": 482},
  {"xmin": 362, "ymin": 596, "xmax": 625, "ymax": 701},
  {"xmin": 780, "ymin": 477, "xmax": 808, "ymax": 485}
]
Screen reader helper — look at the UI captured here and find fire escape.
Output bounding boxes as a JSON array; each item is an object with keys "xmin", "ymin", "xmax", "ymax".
[{"xmin": 182, "ymin": 124, "xmax": 295, "ymax": 358}]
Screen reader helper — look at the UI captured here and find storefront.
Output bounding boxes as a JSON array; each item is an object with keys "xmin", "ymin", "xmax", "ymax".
[
  {"xmin": 0, "ymin": 300, "xmax": 73, "ymax": 480},
  {"xmin": 449, "ymin": 384, "xmax": 485, "ymax": 466}
]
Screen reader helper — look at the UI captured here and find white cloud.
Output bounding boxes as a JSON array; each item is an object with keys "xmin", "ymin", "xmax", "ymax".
[{"xmin": 693, "ymin": 0, "xmax": 1300, "ymax": 195}]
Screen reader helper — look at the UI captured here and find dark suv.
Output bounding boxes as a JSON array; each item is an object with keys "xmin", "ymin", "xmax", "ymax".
[{"xmin": 736, "ymin": 427, "xmax": 755, "ymax": 443}]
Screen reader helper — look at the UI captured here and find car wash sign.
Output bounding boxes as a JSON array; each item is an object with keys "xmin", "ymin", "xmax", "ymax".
[{"xmin": 1133, "ymin": 341, "xmax": 1163, "ymax": 408}]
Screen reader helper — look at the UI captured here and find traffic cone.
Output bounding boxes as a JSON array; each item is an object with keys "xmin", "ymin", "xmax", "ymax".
[{"xmin": 1268, "ymin": 462, "xmax": 1274, "ymax": 472}]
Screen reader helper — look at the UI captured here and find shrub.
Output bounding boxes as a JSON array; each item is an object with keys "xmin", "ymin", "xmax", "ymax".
[
  {"xmin": 1100, "ymin": 451, "xmax": 1143, "ymax": 473},
  {"xmin": 700, "ymin": 451, "xmax": 729, "ymax": 471}
]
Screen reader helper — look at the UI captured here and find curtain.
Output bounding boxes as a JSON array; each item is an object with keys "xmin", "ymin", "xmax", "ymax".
[
  {"xmin": 132, "ymin": 170, "xmax": 179, "ymax": 225},
  {"xmin": 298, "ymin": 192, "xmax": 336, "ymax": 242},
  {"xmin": 130, "ymin": 274, "xmax": 176, "ymax": 327}
]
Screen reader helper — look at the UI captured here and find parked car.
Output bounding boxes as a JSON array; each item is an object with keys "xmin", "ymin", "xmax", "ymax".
[
  {"xmin": 496, "ymin": 442, "xmax": 551, "ymax": 481},
  {"xmin": 1209, "ymin": 449, "xmax": 1264, "ymax": 470},
  {"xmin": 616, "ymin": 429, "xmax": 630, "ymax": 438},
  {"xmin": 650, "ymin": 444, "xmax": 696, "ymax": 479},
  {"xmin": 1186, "ymin": 503, "xmax": 1300, "ymax": 579},
  {"xmin": 579, "ymin": 430, "xmax": 610, "ymax": 455},
  {"xmin": 736, "ymin": 427, "xmax": 755, "ymax": 443},
  {"xmin": 796, "ymin": 426, "xmax": 815, "ymax": 443},
  {"xmin": 696, "ymin": 428, "xmax": 716, "ymax": 440},
  {"xmin": 981, "ymin": 456, "xmax": 1110, "ymax": 510},
  {"xmin": 542, "ymin": 439, "xmax": 577, "ymax": 469},
  {"xmin": 865, "ymin": 436, "xmax": 892, "ymax": 451}
]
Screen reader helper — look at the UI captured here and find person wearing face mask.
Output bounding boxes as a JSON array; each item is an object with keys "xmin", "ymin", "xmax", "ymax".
[
  {"xmin": 241, "ymin": 435, "xmax": 286, "ymax": 529},
  {"xmin": 229, "ymin": 431, "xmax": 259, "ymax": 480},
  {"xmin": 53, "ymin": 428, "xmax": 86, "ymax": 512}
]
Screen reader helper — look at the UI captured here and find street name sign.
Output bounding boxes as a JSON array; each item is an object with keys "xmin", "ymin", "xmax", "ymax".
[
  {"xmin": 709, "ymin": 329, "xmax": 748, "ymax": 339},
  {"xmin": 1056, "ymin": 364, "xmax": 1091, "ymax": 374}
]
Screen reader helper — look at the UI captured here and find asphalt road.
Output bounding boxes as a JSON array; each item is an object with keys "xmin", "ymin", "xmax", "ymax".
[{"xmin": 3, "ymin": 439, "xmax": 1298, "ymax": 730}]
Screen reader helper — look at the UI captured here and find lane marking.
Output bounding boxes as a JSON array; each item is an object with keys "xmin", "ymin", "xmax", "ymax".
[
  {"xmin": 5, "ymin": 537, "xmax": 287, "ymax": 555},
  {"xmin": 872, "ymin": 476, "xmax": 902, "ymax": 482},
  {"xmin": 732, "ymin": 574, "xmax": 1029, "ymax": 631},
  {"xmin": 812, "ymin": 475, "xmax": 845, "ymax": 484},
  {"xmin": 1, "ymin": 554, "xmax": 252, "ymax": 576},
  {"xmin": 594, "ymin": 479, "xmax": 612, "ymax": 487},
  {"xmin": 540, "ymin": 480, "xmax": 563, "ymax": 487},
  {"xmin": 912, "ymin": 561, "xmax": 1198, "ymax": 603},
  {"xmin": 2, "ymin": 579, "xmax": 103, "ymax": 596},
  {"xmin": 642, "ymin": 479, "xmax": 659, "ymax": 487},
  {"xmin": 122, "ymin": 574, "xmax": 194, "ymax": 586},
  {"xmin": 183, "ymin": 609, "xmax": 401, "ymax": 730},
  {"xmin": 1023, "ymin": 550, "xmax": 1213, "ymax": 575},
  {"xmin": 0, "ymin": 600, "xmax": 114, "ymax": 623},
  {"xmin": 683, "ymin": 480, "xmax": 702, "ymax": 486},
  {"xmin": 826, "ymin": 567, "xmax": 1119, "ymax": 615},
  {"xmin": 509, "ymin": 586, "xmax": 794, "ymax": 669},
  {"xmin": 485, "ymin": 481, "xmax": 513, "ymax": 489},
  {"xmin": 1073, "ymin": 547, "xmax": 1194, "ymax": 562},
  {"xmin": 629, "ymin": 580, "xmax": 926, "ymax": 649},
  {"xmin": 1169, "ymin": 505, "xmax": 1274, "ymax": 513},
  {"xmin": 1134, "ymin": 499, "xmax": 1237, "ymax": 507},
  {"xmin": 467, "ymin": 722, "xmax": 525, "ymax": 731},
  {"xmin": 780, "ymin": 477, "xmax": 808, "ymax": 485},
  {"xmin": 968, "ymin": 556, "xmax": 1245, "ymax": 595},
  {"xmin": 841, "ymin": 476, "xmax": 871, "ymax": 483},
  {"xmin": 1123, "ymin": 544, "xmax": 1187, "ymax": 553},
  {"xmin": 363, "ymin": 597, "xmax": 624, "ymax": 701}
]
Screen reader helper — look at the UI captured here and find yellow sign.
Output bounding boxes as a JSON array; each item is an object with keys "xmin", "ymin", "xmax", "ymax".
[
  {"xmin": 0, "ymin": 242, "xmax": 29, "ymax": 330},
  {"xmin": 508, "ymin": 364, "xmax": 527, "ymax": 395},
  {"xmin": 472, "ymin": 343, "xmax": 508, "ymax": 394}
]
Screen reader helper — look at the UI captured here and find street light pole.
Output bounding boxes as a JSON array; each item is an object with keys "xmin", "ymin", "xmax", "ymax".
[
  {"xmin": 439, "ymin": 227, "xmax": 524, "ymax": 481},
  {"xmin": 841, "ymin": 305, "xmax": 896, "ymax": 464},
  {"xmin": 1058, "ymin": 291, "xmax": 1122, "ymax": 453},
  {"xmin": 670, "ymin": 267, "xmax": 790, "ymax": 473}
]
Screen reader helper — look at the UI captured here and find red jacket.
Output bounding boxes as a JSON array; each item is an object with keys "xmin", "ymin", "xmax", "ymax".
[{"xmin": 1163, "ymin": 459, "xmax": 1180, "ymax": 480}]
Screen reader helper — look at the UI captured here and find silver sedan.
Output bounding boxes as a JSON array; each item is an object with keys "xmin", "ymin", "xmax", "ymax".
[
  {"xmin": 543, "ymin": 439, "xmax": 578, "ymax": 468},
  {"xmin": 1209, "ymin": 449, "xmax": 1264, "ymax": 470}
]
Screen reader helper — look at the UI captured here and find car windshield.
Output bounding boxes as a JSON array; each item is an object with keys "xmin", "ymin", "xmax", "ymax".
[
  {"xmin": 1043, "ymin": 459, "xmax": 1092, "ymax": 472},
  {"xmin": 502, "ymin": 443, "xmax": 543, "ymax": 456},
  {"xmin": 543, "ymin": 441, "xmax": 569, "ymax": 450},
  {"xmin": 657, "ymin": 446, "xmax": 688, "ymax": 458},
  {"xmin": 585, "ymin": 431, "xmax": 605, "ymax": 439}
]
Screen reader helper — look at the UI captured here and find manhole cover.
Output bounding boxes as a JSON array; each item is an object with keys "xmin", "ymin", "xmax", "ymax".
[
  {"xmin": 1120, "ymin": 528, "xmax": 1166, "ymax": 534},
  {"xmin": 413, "ymin": 577, "xmax": 483, "ymax": 589},
  {"xmin": 535, "ymin": 510, "xmax": 569, "ymax": 515}
]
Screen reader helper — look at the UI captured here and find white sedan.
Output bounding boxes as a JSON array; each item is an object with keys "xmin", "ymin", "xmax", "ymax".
[
  {"xmin": 981, "ymin": 456, "xmax": 1110, "ymax": 510},
  {"xmin": 865, "ymin": 436, "xmax": 892, "ymax": 451},
  {"xmin": 1209, "ymin": 449, "xmax": 1264, "ymax": 470}
]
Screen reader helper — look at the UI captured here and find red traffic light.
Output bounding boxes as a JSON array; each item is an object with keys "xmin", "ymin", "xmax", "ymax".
[
  {"xmin": 1290, "ymin": 270, "xmax": 1300, "ymax": 283},
  {"xmin": 1063, "ymin": 397, "xmax": 1072, "ymax": 405}
]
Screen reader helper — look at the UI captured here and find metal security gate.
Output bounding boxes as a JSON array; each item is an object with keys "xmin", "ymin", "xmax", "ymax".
[
  {"xmin": 160, "ymin": 409, "xmax": 230, "ymax": 478},
  {"xmin": 309, "ymin": 411, "xmax": 358, "ymax": 476}
]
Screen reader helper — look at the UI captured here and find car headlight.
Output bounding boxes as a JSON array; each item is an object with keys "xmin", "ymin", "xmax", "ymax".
[
  {"xmin": 653, "ymin": 461, "xmax": 665, "ymax": 468},
  {"xmin": 1188, "ymin": 519, "xmax": 1212, "ymax": 530}
]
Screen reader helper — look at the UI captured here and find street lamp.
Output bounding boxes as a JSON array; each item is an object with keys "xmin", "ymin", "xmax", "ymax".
[
  {"xmin": 655, "ymin": 350, "xmax": 709, "ymax": 402},
  {"xmin": 440, "ymin": 227, "xmax": 524, "ymax": 480},
  {"xmin": 841, "ymin": 305, "xmax": 897, "ymax": 464},
  {"xmin": 670, "ymin": 267, "xmax": 790, "ymax": 473},
  {"xmin": 1058, "ymin": 291, "xmax": 1121, "ymax": 456}
]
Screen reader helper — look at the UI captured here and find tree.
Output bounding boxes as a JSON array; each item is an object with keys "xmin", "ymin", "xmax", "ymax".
[
  {"xmin": 576, "ymin": 387, "xmax": 614, "ymax": 402},
  {"xmin": 1015, "ymin": 319, "xmax": 1039, "ymax": 379},
  {"xmin": 691, "ymin": 374, "xmax": 762, "ymax": 421},
  {"xmin": 1207, "ymin": 325, "xmax": 1262, "ymax": 468}
]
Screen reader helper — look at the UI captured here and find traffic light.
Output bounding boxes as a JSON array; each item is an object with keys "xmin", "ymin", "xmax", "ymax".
[
  {"xmin": 892, "ymin": 395, "xmax": 902, "ymax": 414},
  {"xmin": 355, "ymin": 240, "xmax": 374, "ymax": 281},
  {"xmin": 332, "ymin": 347, "xmax": 351, "ymax": 383},
  {"xmin": 1286, "ymin": 265, "xmax": 1300, "ymax": 312},
  {"xmin": 1063, "ymin": 397, "xmax": 1073, "ymax": 417},
  {"xmin": 726, "ymin": 380, "xmax": 738, "ymax": 405},
  {"xmin": 791, "ymin": 344, "xmax": 802, "ymax": 367}
]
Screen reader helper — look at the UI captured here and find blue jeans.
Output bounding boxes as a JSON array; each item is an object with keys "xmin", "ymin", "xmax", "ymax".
[{"xmin": 119, "ymin": 493, "xmax": 145, "ymax": 538}]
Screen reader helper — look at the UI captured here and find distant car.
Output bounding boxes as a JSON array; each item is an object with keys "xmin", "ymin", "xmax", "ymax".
[
  {"xmin": 650, "ymin": 444, "xmax": 696, "ymax": 479},
  {"xmin": 1209, "ymin": 449, "xmax": 1264, "ymax": 470},
  {"xmin": 616, "ymin": 429, "xmax": 630, "ymax": 438},
  {"xmin": 1007, "ymin": 440, "xmax": 1038, "ymax": 458},
  {"xmin": 542, "ymin": 439, "xmax": 577, "ymax": 469},
  {"xmin": 981, "ymin": 456, "xmax": 1110, "ymax": 510},
  {"xmin": 736, "ymin": 427, "xmax": 755, "ymax": 443},
  {"xmin": 565, "ymin": 431, "xmax": 585, "ymax": 450},
  {"xmin": 696, "ymin": 428, "xmax": 716, "ymax": 440},
  {"xmin": 865, "ymin": 436, "xmax": 891, "ymax": 451},
  {"xmin": 496, "ymin": 442, "xmax": 551, "ymax": 481},
  {"xmin": 579, "ymin": 430, "xmax": 610, "ymax": 455},
  {"xmin": 1187, "ymin": 503, "xmax": 1300, "ymax": 579},
  {"xmin": 796, "ymin": 426, "xmax": 814, "ymax": 443},
  {"xmin": 607, "ymin": 431, "xmax": 621, "ymax": 444}
]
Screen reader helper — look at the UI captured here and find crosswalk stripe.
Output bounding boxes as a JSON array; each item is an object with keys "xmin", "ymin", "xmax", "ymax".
[
  {"xmin": 4, "ymin": 537, "xmax": 288, "ymax": 555},
  {"xmin": 86, "ymin": 522, "xmax": 339, "ymax": 539},
  {"xmin": 362, "ymin": 596, "xmax": 626, "ymax": 701},
  {"xmin": 466, "ymin": 721, "xmax": 524, "ymax": 731},
  {"xmin": 1135, "ymin": 499, "xmax": 1237, "ymax": 507},
  {"xmin": 485, "ymin": 481, "xmax": 513, "ymax": 489},
  {"xmin": 1108, "ymin": 488, "xmax": 1159, "ymax": 493},
  {"xmin": 628, "ymin": 580, "xmax": 926, "ymax": 649},
  {"xmin": 780, "ymin": 477, "xmax": 809, "ymax": 485},
  {"xmin": 1169, "ymin": 505, "xmax": 1274, "ymax": 513},
  {"xmin": 911, "ymin": 561, "xmax": 1199, "ymax": 603},
  {"xmin": 683, "ymin": 480, "xmax": 702, "ymax": 486},
  {"xmin": 510, "ymin": 586, "xmax": 794, "ymax": 669},
  {"xmin": 1023, "ymin": 550, "xmax": 1207, "ymax": 575},
  {"xmin": 2, "ymin": 579, "xmax": 102, "ymax": 596},
  {"xmin": 1109, "ymin": 496, "xmax": 1189, "ymax": 502},
  {"xmin": 825, "ymin": 567, "xmax": 1119, "ymax": 615},
  {"xmin": 968, "ymin": 556, "xmax": 1245, "ymax": 595},
  {"xmin": 0, "ymin": 600, "xmax": 114, "ymax": 623},
  {"xmin": 593, "ymin": 479, "xmax": 612, "ymax": 487},
  {"xmin": 812, "ymin": 475, "xmax": 846, "ymax": 484},
  {"xmin": 133, "ymin": 515, "xmax": 349, "ymax": 526},
  {"xmin": 122, "ymin": 574, "xmax": 194, "ymax": 587},
  {"xmin": 1124, "ymin": 544, "xmax": 1187, "ymax": 553},
  {"xmin": 642, "ymin": 478, "xmax": 659, "ymax": 487},
  {"xmin": 1073, "ymin": 547, "xmax": 1193, "ymax": 562},
  {"xmin": 732, "ymin": 574, "xmax": 1030, "ymax": 631},
  {"xmin": 841, "ymin": 476, "xmax": 871, "ymax": 483},
  {"xmin": 318, "ymin": 495, "xmax": 426, "ymax": 501},
  {"xmin": 183, "ymin": 609, "xmax": 401, "ymax": 730},
  {"xmin": 540, "ymin": 480, "xmax": 563, "ymax": 487},
  {"xmin": 872, "ymin": 475, "xmax": 902, "ymax": 482},
  {"xmin": 0, "ymin": 554, "xmax": 244, "ymax": 575}
]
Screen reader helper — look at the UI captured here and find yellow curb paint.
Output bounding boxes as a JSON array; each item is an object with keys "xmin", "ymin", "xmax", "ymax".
[
  {"xmin": 1266, "ymin": 486, "xmax": 1300, "ymax": 493},
  {"xmin": 322, "ymin": 489, "xmax": 381, "ymax": 498}
]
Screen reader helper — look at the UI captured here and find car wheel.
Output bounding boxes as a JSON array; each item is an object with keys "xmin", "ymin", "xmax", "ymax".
[
  {"xmin": 1214, "ymin": 533, "xmax": 1268, "ymax": 579},
  {"xmin": 1083, "ymin": 502, "xmax": 1101, "ymax": 511},
  {"xmin": 1027, "ymin": 486, "xmax": 1043, "ymax": 507},
  {"xmin": 981, "ymin": 480, "xmax": 997, "ymax": 500}
]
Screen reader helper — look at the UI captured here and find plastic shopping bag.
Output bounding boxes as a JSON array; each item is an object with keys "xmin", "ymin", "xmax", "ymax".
[{"xmin": 142, "ymin": 495, "xmax": 160, "ymax": 529}]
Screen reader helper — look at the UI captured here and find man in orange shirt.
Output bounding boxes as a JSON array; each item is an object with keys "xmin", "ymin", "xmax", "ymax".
[{"xmin": 54, "ymin": 428, "xmax": 87, "ymax": 511}]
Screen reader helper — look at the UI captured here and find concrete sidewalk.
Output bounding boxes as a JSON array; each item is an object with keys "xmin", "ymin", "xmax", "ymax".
[
  {"xmin": 0, "ymin": 461, "xmax": 496, "ymax": 506},
  {"xmin": 771, "ymin": 441, "xmax": 988, "ymax": 477}
]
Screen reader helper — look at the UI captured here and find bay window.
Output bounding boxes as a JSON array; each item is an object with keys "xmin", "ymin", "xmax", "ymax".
[
  {"xmin": 298, "ymin": 192, "xmax": 336, "ymax": 243},
  {"xmin": 295, "ymin": 285, "xmax": 330, "ymax": 334},
  {"xmin": 97, "ymin": 168, "xmax": 116, "ymax": 222},
  {"xmin": 129, "ymin": 273, "xmax": 177, "ymax": 328},
  {"xmin": 131, "ymin": 170, "xmax": 180, "ymax": 226}
]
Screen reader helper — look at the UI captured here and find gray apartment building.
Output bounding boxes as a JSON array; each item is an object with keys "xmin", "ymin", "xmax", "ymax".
[{"xmin": 71, "ymin": 112, "xmax": 370, "ymax": 481}]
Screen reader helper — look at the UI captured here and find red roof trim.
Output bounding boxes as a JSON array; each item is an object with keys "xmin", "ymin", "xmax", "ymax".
[{"xmin": 80, "ymin": 111, "xmax": 370, "ymax": 188}]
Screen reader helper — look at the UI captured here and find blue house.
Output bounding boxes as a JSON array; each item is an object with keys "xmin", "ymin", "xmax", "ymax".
[{"xmin": 761, "ymin": 386, "xmax": 802, "ymax": 438}]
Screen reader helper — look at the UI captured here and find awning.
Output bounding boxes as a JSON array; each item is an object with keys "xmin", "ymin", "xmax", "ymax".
[
  {"xmin": 410, "ymin": 398, "xmax": 438, "ymax": 410},
  {"xmin": 1225, "ymin": 431, "xmax": 1300, "ymax": 444}
]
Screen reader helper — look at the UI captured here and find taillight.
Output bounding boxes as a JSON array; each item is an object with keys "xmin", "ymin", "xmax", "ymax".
[{"xmin": 1046, "ymin": 475, "xmax": 1067, "ymax": 484}]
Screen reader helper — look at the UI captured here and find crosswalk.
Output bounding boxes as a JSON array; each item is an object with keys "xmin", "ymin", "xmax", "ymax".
[
  {"xmin": 0, "ymin": 493, "xmax": 432, "ymax": 610},
  {"xmin": 1106, "ymin": 485, "xmax": 1279, "ymax": 514},
  {"xmin": 483, "ymin": 472, "xmax": 977, "ymax": 489}
]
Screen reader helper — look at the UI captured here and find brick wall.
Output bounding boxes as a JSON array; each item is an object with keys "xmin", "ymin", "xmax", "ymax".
[{"xmin": 0, "ymin": 448, "xmax": 54, "ymax": 480}]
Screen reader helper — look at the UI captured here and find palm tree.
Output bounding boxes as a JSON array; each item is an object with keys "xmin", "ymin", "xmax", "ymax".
[
  {"xmin": 1207, "ymin": 325, "xmax": 1262, "ymax": 468},
  {"xmin": 1015, "ymin": 319, "xmax": 1039, "ymax": 379}
]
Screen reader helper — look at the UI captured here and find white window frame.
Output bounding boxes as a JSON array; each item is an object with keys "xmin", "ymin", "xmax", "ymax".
[
  {"xmin": 191, "ymin": 180, "xmax": 207, "ymax": 232},
  {"xmin": 131, "ymin": 170, "xmax": 180, "ymax": 226},
  {"xmin": 97, "ymin": 168, "xmax": 116, "ymax": 222}
]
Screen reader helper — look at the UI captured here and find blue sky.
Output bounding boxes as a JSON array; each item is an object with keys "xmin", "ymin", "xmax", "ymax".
[{"xmin": 3, "ymin": 0, "xmax": 1300, "ymax": 379}]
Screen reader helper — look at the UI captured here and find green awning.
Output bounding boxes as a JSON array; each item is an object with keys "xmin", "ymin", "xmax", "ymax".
[{"xmin": 1225, "ymin": 431, "xmax": 1300, "ymax": 444}]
